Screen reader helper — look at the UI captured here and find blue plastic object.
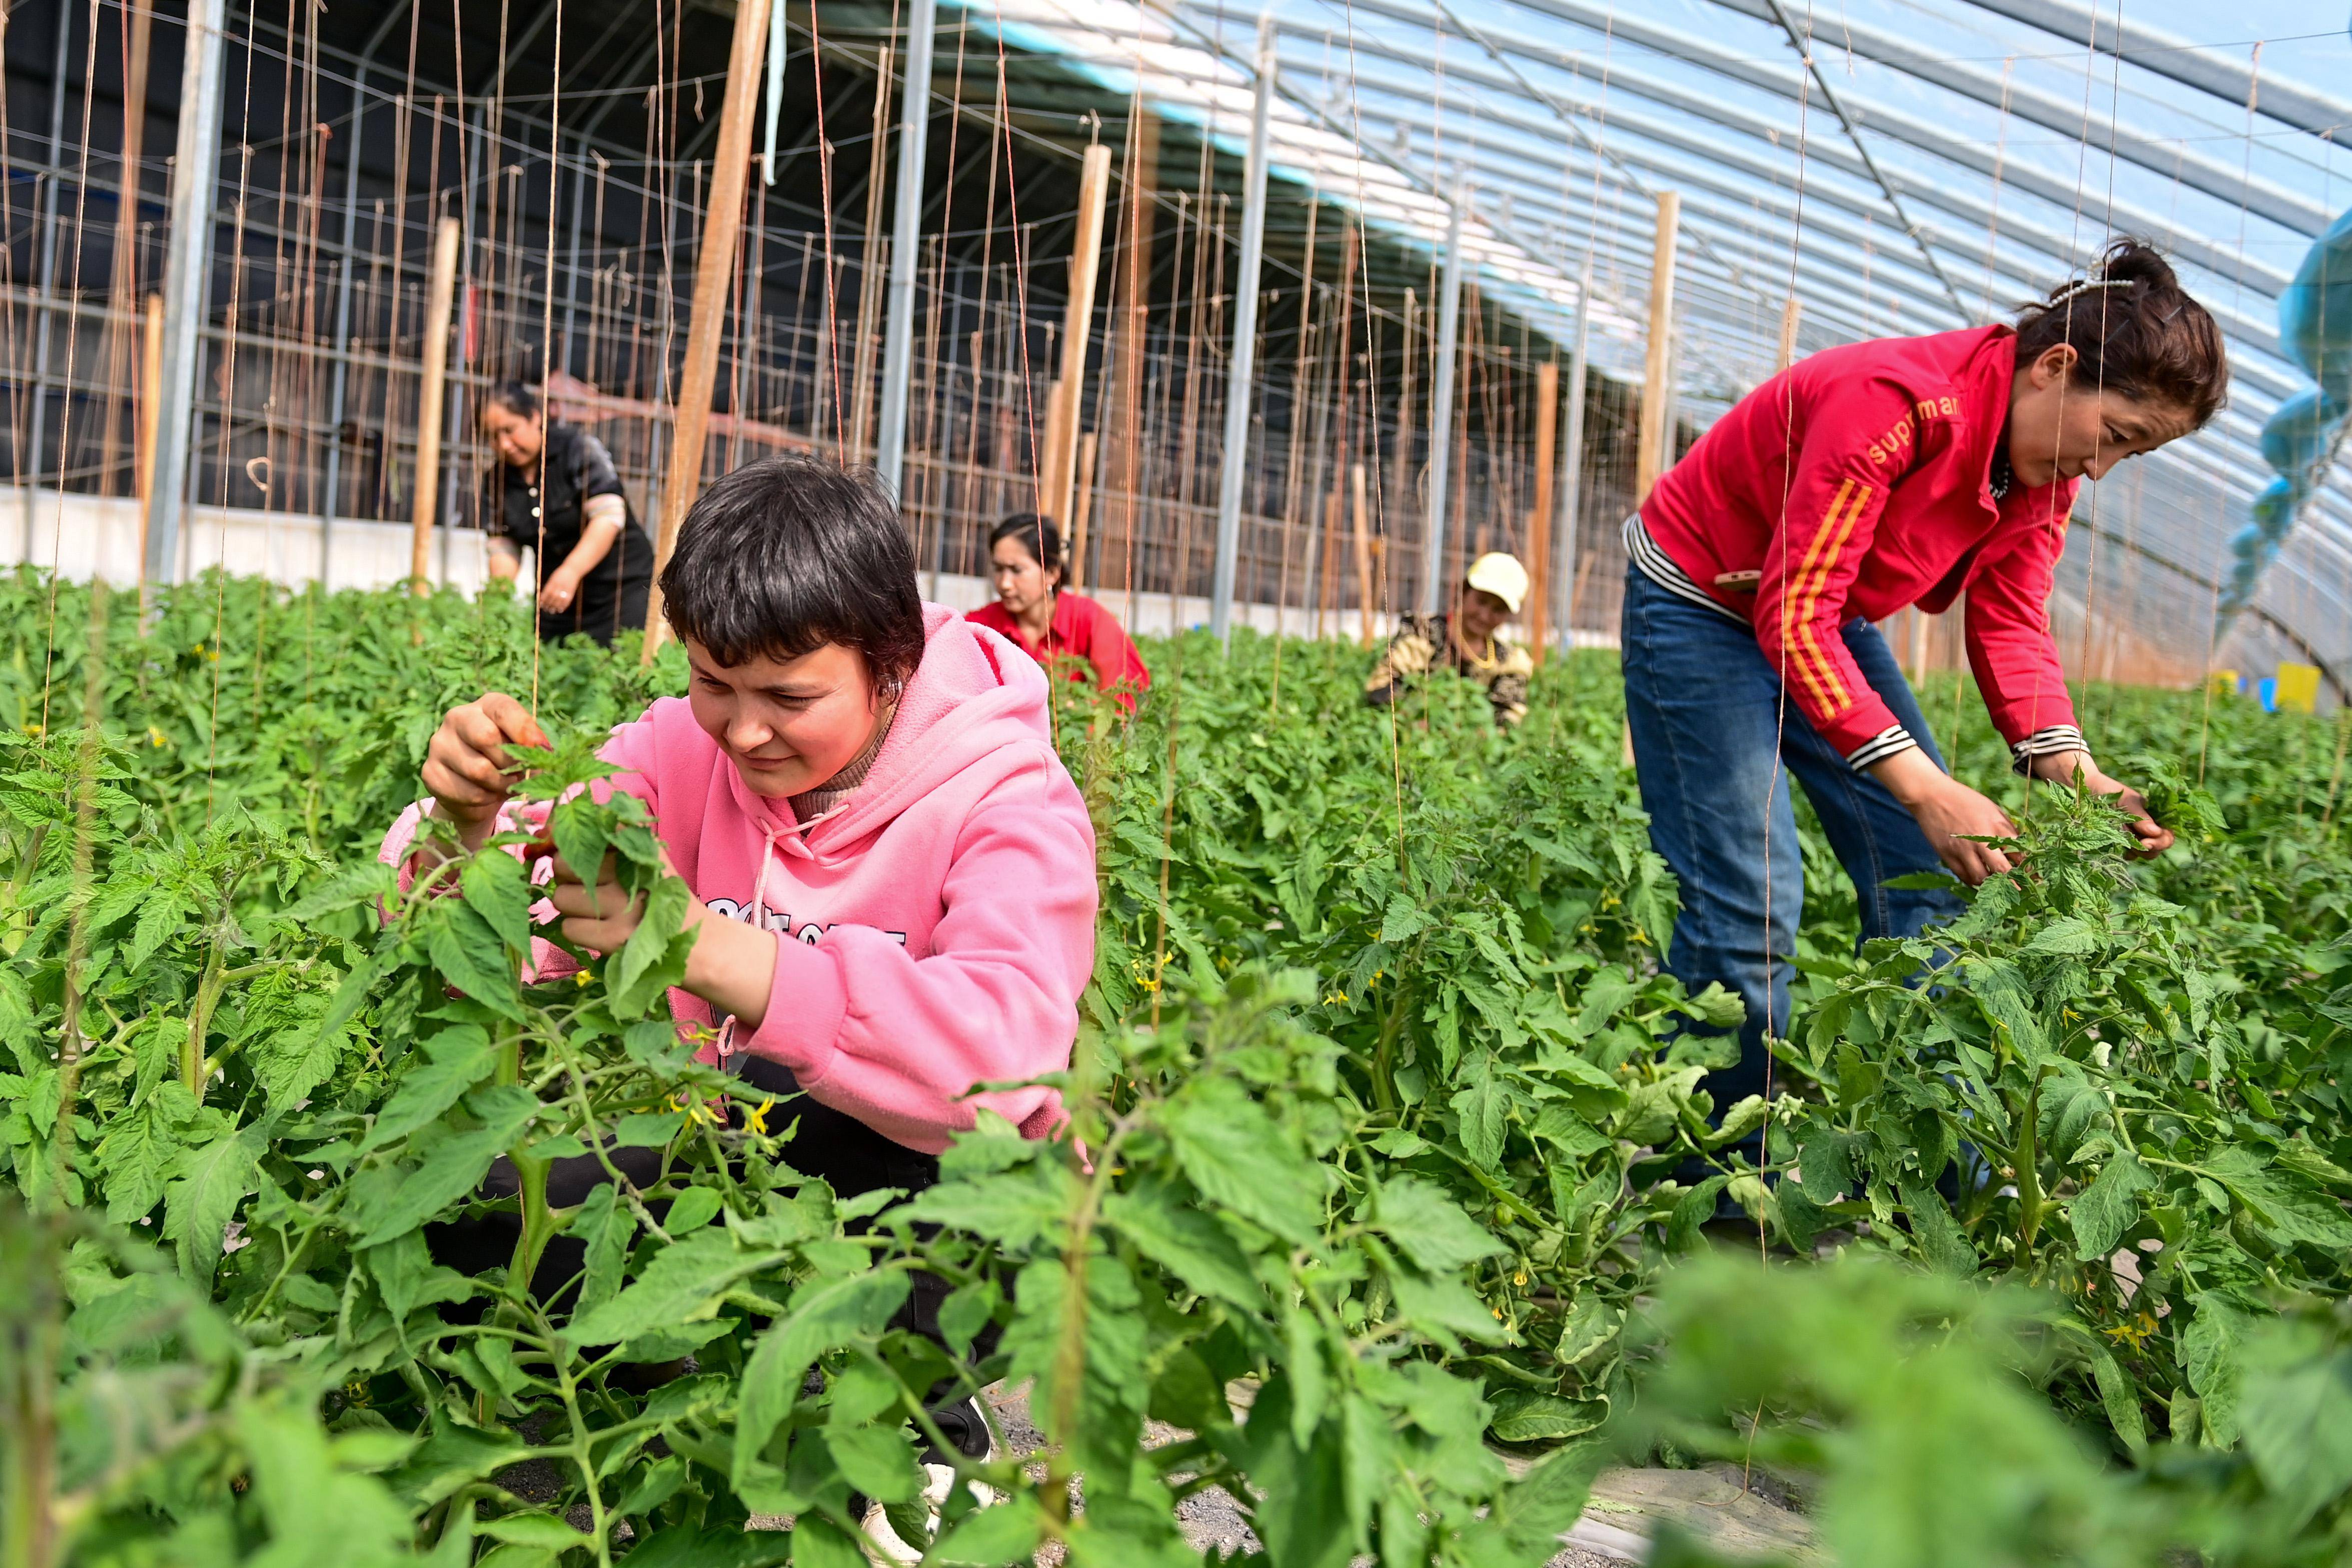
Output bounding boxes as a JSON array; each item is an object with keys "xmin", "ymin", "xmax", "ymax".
[
  {"xmin": 2258, "ymin": 677, "xmax": 2279, "ymax": 714},
  {"xmin": 2221, "ymin": 63, "xmax": 2352, "ymax": 626}
]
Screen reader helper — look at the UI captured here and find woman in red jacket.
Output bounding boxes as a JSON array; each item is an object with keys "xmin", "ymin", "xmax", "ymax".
[
  {"xmin": 1623, "ymin": 240, "xmax": 2227, "ymax": 1144},
  {"xmin": 968, "ymin": 513, "xmax": 1152, "ymax": 712}
]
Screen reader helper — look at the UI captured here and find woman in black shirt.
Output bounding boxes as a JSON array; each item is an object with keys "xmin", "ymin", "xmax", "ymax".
[{"xmin": 478, "ymin": 382, "xmax": 658, "ymax": 645}]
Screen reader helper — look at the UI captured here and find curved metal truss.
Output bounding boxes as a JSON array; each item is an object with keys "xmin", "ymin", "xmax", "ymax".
[{"xmin": 965, "ymin": 0, "xmax": 2352, "ymax": 689}]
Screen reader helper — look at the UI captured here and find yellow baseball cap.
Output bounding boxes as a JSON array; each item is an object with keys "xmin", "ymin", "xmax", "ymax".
[{"xmin": 1465, "ymin": 552, "xmax": 1530, "ymax": 615}]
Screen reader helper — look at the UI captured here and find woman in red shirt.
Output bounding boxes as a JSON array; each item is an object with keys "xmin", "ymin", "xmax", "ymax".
[
  {"xmin": 967, "ymin": 513, "xmax": 1151, "ymax": 712},
  {"xmin": 1622, "ymin": 240, "xmax": 2228, "ymax": 1155}
]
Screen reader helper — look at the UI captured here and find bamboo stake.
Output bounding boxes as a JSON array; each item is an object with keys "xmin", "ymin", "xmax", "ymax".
[
  {"xmin": 1635, "ymin": 190, "xmax": 1680, "ymax": 504},
  {"xmin": 1525, "ymin": 358, "xmax": 1560, "ymax": 664},
  {"xmin": 1041, "ymin": 367, "xmax": 1068, "ymax": 519},
  {"xmin": 1390, "ymin": 287, "xmax": 1416, "ymax": 550},
  {"xmin": 1070, "ymin": 431, "xmax": 1098, "ymax": 591},
  {"xmin": 643, "ymin": 0, "xmax": 776, "ymax": 662},
  {"xmin": 103, "ymin": 0, "xmax": 155, "ymax": 499},
  {"xmin": 1042, "ymin": 143, "xmax": 1113, "ymax": 526},
  {"xmin": 1776, "ymin": 293, "xmax": 1802, "ymax": 373},
  {"xmin": 137, "ymin": 295, "xmax": 163, "ymax": 512},
  {"xmin": 411, "ymin": 215, "xmax": 462, "ymax": 595},
  {"xmin": 1351, "ymin": 461, "xmax": 1375, "ymax": 649},
  {"xmin": 848, "ymin": 44, "xmax": 894, "ymax": 461},
  {"xmin": 1110, "ymin": 107, "xmax": 1156, "ymax": 603}
]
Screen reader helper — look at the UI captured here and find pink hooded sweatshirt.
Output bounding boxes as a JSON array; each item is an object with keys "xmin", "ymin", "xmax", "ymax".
[{"xmin": 380, "ymin": 604, "xmax": 1097, "ymax": 1153}]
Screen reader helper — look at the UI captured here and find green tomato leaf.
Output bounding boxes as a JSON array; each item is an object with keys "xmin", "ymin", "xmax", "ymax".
[
  {"xmin": 732, "ymin": 1269, "xmax": 912, "ymax": 1483},
  {"xmin": 2069, "ymin": 1150, "xmax": 2155, "ymax": 1262},
  {"xmin": 2239, "ymin": 1337, "xmax": 2352, "ymax": 1528},
  {"xmin": 476, "ymin": 1513, "xmax": 592, "ymax": 1548},
  {"xmin": 1103, "ymin": 1178, "xmax": 1262, "ymax": 1307},
  {"xmin": 426, "ymin": 901, "xmax": 526, "ymax": 1020},
  {"xmin": 351, "ymin": 1085, "xmax": 539, "ymax": 1248},
  {"xmin": 610, "ymin": 876, "xmax": 695, "ymax": 1019},
  {"xmin": 560, "ymin": 1231, "xmax": 789, "ymax": 1347},
  {"xmin": 162, "ymin": 1121, "xmax": 264, "ymax": 1278},
  {"xmin": 364, "ymin": 1026, "xmax": 496, "ymax": 1151},
  {"xmin": 97, "ymin": 1080, "xmax": 199, "ymax": 1224},
  {"xmin": 1486, "ymin": 1390, "xmax": 1608, "ymax": 1444},
  {"xmin": 821, "ymin": 1425, "xmax": 922, "ymax": 1504},
  {"xmin": 926, "ymin": 1500, "xmax": 1042, "ymax": 1567},
  {"xmin": 1158, "ymin": 1077, "xmax": 1323, "ymax": 1244},
  {"xmin": 1373, "ymin": 1175, "xmax": 1507, "ymax": 1274},
  {"xmin": 461, "ymin": 848, "xmax": 537, "ymax": 956}
]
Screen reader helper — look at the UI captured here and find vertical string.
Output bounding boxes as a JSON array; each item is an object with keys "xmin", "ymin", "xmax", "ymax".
[{"xmin": 37, "ymin": 0, "xmax": 107, "ymax": 737}]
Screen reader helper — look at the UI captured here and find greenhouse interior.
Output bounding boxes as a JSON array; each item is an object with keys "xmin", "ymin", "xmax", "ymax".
[{"xmin": 4, "ymin": 0, "xmax": 2351, "ymax": 1562}]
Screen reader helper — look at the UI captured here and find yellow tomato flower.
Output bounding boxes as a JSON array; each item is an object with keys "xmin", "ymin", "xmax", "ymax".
[{"xmin": 746, "ymin": 1096, "xmax": 775, "ymax": 1136}]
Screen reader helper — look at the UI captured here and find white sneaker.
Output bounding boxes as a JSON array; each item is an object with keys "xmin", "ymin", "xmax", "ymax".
[{"xmin": 860, "ymin": 1462, "xmax": 999, "ymax": 1563}]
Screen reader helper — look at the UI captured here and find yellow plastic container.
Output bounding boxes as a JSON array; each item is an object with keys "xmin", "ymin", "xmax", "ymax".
[{"xmin": 2275, "ymin": 662, "xmax": 2321, "ymax": 715}]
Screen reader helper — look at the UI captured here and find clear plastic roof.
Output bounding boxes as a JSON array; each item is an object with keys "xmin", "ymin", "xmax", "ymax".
[{"xmin": 955, "ymin": 0, "xmax": 2352, "ymax": 685}]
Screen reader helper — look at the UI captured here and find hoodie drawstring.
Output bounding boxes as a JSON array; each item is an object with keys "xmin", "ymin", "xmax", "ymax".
[{"xmin": 715, "ymin": 819, "xmax": 787, "ymax": 1067}]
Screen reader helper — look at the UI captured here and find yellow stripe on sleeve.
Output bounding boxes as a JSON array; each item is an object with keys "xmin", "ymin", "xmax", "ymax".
[{"xmin": 1788, "ymin": 481, "xmax": 1874, "ymax": 713}]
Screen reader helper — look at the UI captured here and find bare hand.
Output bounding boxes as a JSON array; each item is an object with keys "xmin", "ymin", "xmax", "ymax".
[
  {"xmin": 1907, "ymin": 776, "xmax": 2020, "ymax": 886},
  {"xmin": 547, "ymin": 849, "xmax": 642, "ymax": 954},
  {"xmin": 1871, "ymin": 747, "xmax": 2017, "ymax": 886},
  {"xmin": 422, "ymin": 692, "xmax": 548, "ymax": 841},
  {"xmin": 2032, "ymin": 751, "xmax": 2175, "ymax": 858},
  {"xmin": 2102, "ymin": 780, "xmax": 2175, "ymax": 858},
  {"xmin": 538, "ymin": 571, "xmax": 580, "ymax": 614}
]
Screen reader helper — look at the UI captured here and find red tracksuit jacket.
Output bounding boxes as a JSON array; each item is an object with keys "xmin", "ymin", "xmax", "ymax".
[{"xmin": 1638, "ymin": 324, "xmax": 2083, "ymax": 770}]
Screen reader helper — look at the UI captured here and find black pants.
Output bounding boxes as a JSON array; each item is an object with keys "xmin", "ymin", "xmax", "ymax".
[
  {"xmin": 428, "ymin": 1060, "xmax": 980, "ymax": 1366},
  {"xmin": 733, "ymin": 1056, "xmax": 991, "ymax": 1376},
  {"xmin": 537, "ymin": 572, "xmax": 650, "ymax": 647},
  {"xmin": 428, "ymin": 1069, "xmax": 992, "ymax": 1459}
]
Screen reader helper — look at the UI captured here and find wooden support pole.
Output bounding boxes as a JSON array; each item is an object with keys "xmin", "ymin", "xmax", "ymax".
[
  {"xmin": 1525, "ymin": 358, "xmax": 1560, "ymax": 665},
  {"xmin": 1318, "ymin": 485, "xmax": 1343, "ymax": 637},
  {"xmin": 1042, "ymin": 143, "xmax": 1113, "ymax": 527},
  {"xmin": 106, "ymin": 0, "xmax": 154, "ymax": 490},
  {"xmin": 1069, "ymin": 431, "xmax": 1098, "ymax": 591},
  {"xmin": 1776, "ymin": 294, "xmax": 1802, "ymax": 373},
  {"xmin": 643, "ymin": 0, "xmax": 775, "ymax": 662},
  {"xmin": 1107, "ymin": 107, "xmax": 1156, "ymax": 600},
  {"xmin": 1390, "ymin": 287, "xmax": 1417, "ymax": 551},
  {"xmin": 1635, "ymin": 190, "xmax": 1680, "ymax": 505},
  {"xmin": 1351, "ymin": 461, "xmax": 1376, "ymax": 649},
  {"xmin": 411, "ymin": 215, "xmax": 462, "ymax": 594},
  {"xmin": 1040, "ymin": 371, "xmax": 1068, "ymax": 516},
  {"xmin": 137, "ymin": 295, "xmax": 163, "ymax": 510},
  {"xmin": 1908, "ymin": 606, "xmax": 1930, "ymax": 686},
  {"xmin": 847, "ymin": 44, "xmax": 893, "ymax": 461},
  {"xmin": 112, "ymin": 2, "xmax": 154, "ymax": 302}
]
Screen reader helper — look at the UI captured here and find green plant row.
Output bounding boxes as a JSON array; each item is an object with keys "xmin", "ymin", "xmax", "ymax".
[{"xmin": 0, "ymin": 569, "xmax": 2346, "ymax": 1566}]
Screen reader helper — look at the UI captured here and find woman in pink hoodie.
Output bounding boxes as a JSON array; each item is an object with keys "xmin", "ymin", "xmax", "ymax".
[{"xmin": 390, "ymin": 458, "xmax": 1096, "ymax": 1480}]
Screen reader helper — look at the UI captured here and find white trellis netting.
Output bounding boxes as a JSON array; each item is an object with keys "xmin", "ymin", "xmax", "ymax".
[{"xmin": 967, "ymin": 0, "xmax": 2352, "ymax": 691}]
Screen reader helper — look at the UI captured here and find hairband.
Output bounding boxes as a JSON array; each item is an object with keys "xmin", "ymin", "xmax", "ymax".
[{"xmin": 2047, "ymin": 277, "xmax": 2135, "ymax": 307}]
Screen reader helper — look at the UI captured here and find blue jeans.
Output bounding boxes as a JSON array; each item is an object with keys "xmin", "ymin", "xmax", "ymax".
[{"xmin": 1619, "ymin": 566, "xmax": 1965, "ymax": 1120}]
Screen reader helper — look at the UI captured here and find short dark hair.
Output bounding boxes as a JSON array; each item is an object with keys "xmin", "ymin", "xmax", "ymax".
[
  {"xmin": 989, "ymin": 513, "xmax": 1063, "ymax": 576},
  {"xmin": 484, "ymin": 380, "xmax": 543, "ymax": 419},
  {"xmin": 2014, "ymin": 239, "xmax": 2227, "ymax": 428},
  {"xmin": 660, "ymin": 455, "xmax": 926, "ymax": 688}
]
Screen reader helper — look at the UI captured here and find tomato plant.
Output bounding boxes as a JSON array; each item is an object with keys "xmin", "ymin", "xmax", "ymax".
[{"xmin": 0, "ymin": 571, "xmax": 2348, "ymax": 1566}]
